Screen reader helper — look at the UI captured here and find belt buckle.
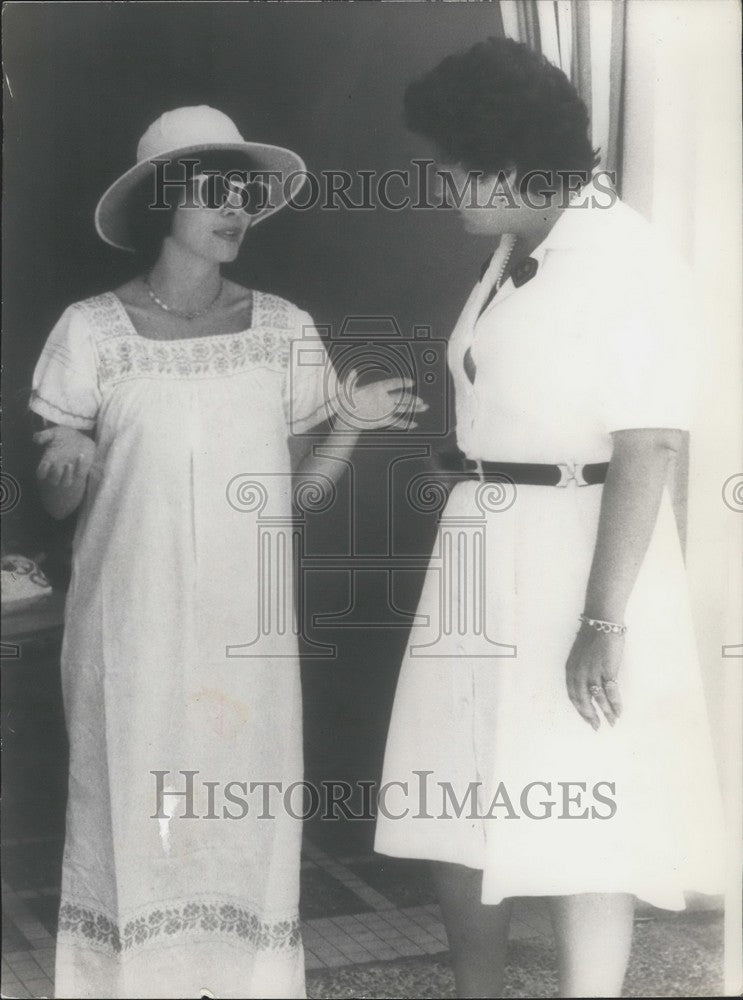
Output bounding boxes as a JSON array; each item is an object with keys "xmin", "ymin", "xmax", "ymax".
[
  {"xmin": 556, "ymin": 462, "xmax": 588, "ymax": 487},
  {"xmin": 460, "ymin": 457, "xmax": 482, "ymax": 480}
]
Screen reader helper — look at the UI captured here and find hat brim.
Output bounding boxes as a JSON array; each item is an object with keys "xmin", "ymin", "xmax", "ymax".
[{"xmin": 95, "ymin": 142, "xmax": 307, "ymax": 252}]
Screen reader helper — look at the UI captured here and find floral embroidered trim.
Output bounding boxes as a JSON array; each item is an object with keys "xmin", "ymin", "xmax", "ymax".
[
  {"xmin": 75, "ymin": 296, "xmax": 132, "ymax": 342},
  {"xmin": 58, "ymin": 900, "xmax": 301, "ymax": 954},
  {"xmin": 74, "ymin": 292, "xmax": 299, "ymax": 385},
  {"xmin": 96, "ymin": 331, "xmax": 292, "ymax": 385}
]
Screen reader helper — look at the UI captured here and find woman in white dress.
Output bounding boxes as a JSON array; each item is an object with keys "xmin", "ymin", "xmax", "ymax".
[
  {"xmin": 374, "ymin": 39, "xmax": 725, "ymax": 998},
  {"xmin": 31, "ymin": 106, "xmax": 424, "ymax": 999}
]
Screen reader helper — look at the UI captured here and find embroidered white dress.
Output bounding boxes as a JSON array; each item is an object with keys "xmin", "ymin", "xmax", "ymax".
[
  {"xmin": 374, "ymin": 184, "xmax": 727, "ymax": 910},
  {"xmin": 29, "ymin": 291, "xmax": 330, "ymax": 999}
]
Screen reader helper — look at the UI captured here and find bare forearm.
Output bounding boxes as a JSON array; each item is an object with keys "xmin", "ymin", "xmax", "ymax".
[
  {"xmin": 291, "ymin": 426, "xmax": 362, "ymax": 486},
  {"xmin": 584, "ymin": 429, "xmax": 682, "ymax": 621}
]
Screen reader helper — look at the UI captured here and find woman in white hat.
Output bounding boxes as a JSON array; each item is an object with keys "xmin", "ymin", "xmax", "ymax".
[{"xmin": 30, "ymin": 106, "xmax": 425, "ymax": 999}]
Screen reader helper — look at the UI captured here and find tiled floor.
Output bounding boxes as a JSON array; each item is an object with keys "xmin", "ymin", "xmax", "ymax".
[
  {"xmin": 2, "ymin": 867, "xmax": 56, "ymax": 1000},
  {"xmin": 1, "ymin": 833, "xmax": 556, "ymax": 999},
  {"xmin": 0, "ymin": 646, "xmax": 726, "ymax": 999}
]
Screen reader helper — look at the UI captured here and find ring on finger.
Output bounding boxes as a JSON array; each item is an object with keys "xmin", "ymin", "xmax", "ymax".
[{"xmin": 588, "ymin": 684, "xmax": 602, "ymax": 697}]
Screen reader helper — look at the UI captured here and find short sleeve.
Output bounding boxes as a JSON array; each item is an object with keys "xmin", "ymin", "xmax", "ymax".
[
  {"xmin": 29, "ymin": 305, "xmax": 101, "ymax": 430},
  {"xmin": 601, "ymin": 250, "xmax": 701, "ymax": 434},
  {"xmin": 283, "ymin": 309, "xmax": 333, "ymax": 436}
]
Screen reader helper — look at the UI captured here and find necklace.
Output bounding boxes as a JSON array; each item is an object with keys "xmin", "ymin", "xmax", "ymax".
[
  {"xmin": 476, "ymin": 233, "xmax": 517, "ymax": 320},
  {"xmin": 492, "ymin": 232, "xmax": 517, "ymax": 292},
  {"xmin": 145, "ymin": 275, "xmax": 223, "ymax": 321}
]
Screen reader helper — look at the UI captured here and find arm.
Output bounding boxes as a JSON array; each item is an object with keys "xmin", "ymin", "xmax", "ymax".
[
  {"xmin": 289, "ymin": 424, "xmax": 361, "ymax": 486},
  {"xmin": 33, "ymin": 424, "xmax": 96, "ymax": 520},
  {"xmin": 290, "ymin": 372, "xmax": 427, "ymax": 486},
  {"xmin": 28, "ymin": 303, "xmax": 102, "ymax": 517},
  {"xmin": 566, "ymin": 427, "xmax": 683, "ymax": 729}
]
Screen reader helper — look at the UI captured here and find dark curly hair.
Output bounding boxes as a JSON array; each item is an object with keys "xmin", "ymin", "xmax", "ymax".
[{"xmin": 405, "ymin": 37, "xmax": 599, "ymax": 184}]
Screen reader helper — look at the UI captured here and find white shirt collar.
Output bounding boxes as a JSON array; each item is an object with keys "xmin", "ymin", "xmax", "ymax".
[
  {"xmin": 530, "ymin": 177, "xmax": 619, "ymax": 258},
  {"xmin": 475, "ymin": 178, "xmax": 620, "ymax": 318}
]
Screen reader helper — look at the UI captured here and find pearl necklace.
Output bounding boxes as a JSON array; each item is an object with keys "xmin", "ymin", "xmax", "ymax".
[
  {"xmin": 475, "ymin": 232, "xmax": 517, "ymax": 322},
  {"xmin": 491, "ymin": 232, "xmax": 517, "ymax": 292},
  {"xmin": 145, "ymin": 275, "xmax": 223, "ymax": 321}
]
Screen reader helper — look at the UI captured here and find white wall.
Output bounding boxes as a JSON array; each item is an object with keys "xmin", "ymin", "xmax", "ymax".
[{"xmin": 621, "ymin": 0, "xmax": 742, "ymax": 990}]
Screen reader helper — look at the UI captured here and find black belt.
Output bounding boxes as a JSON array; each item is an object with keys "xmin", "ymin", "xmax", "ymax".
[{"xmin": 435, "ymin": 450, "xmax": 608, "ymax": 487}]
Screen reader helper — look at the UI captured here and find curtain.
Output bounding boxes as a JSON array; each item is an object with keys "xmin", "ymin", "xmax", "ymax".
[{"xmin": 499, "ymin": 0, "xmax": 626, "ymax": 184}]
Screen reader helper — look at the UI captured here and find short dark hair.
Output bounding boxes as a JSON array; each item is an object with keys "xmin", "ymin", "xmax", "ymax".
[
  {"xmin": 127, "ymin": 150, "xmax": 261, "ymax": 262},
  {"xmin": 404, "ymin": 37, "xmax": 599, "ymax": 183}
]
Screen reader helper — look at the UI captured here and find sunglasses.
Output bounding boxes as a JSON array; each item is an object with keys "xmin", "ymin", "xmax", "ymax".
[{"xmin": 191, "ymin": 170, "xmax": 272, "ymax": 216}]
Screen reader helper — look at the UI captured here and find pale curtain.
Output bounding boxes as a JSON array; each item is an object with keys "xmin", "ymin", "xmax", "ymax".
[{"xmin": 499, "ymin": 0, "xmax": 626, "ymax": 182}]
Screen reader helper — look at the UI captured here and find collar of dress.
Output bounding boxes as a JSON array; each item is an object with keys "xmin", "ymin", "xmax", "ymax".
[
  {"xmin": 477, "ymin": 177, "xmax": 619, "ymax": 315},
  {"xmin": 528, "ymin": 177, "xmax": 619, "ymax": 256}
]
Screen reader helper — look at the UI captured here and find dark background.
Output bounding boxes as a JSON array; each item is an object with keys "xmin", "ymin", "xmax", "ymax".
[{"xmin": 2, "ymin": 2, "xmax": 506, "ymax": 850}]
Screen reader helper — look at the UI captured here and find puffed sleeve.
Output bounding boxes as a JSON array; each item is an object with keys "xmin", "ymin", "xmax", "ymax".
[
  {"xmin": 28, "ymin": 304, "xmax": 101, "ymax": 430},
  {"xmin": 283, "ymin": 308, "xmax": 334, "ymax": 436},
  {"xmin": 600, "ymin": 249, "xmax": 701, "ymax": 434}
]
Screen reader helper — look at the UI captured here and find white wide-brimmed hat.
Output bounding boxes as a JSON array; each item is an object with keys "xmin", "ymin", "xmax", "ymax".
[{"xmin": 94, "ymin": 105, "xmax": 307, "ymax": 251}]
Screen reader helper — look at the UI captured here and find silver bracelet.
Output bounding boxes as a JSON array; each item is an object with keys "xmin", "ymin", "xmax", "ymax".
[{"xmin": 579, "ymin": 613, "xmax": 627, "ymax": 636}]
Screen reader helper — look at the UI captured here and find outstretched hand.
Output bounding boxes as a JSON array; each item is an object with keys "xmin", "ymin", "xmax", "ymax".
[{"xmin": 330, "ymin": 368, "xmax": 428, "ymax": 432}]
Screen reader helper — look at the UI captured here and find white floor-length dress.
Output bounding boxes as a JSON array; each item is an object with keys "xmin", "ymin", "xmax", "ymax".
[
  {"xmin": 374, "ymin": 182, "xmax": 726, "ymax": 910},
  {"xmin": 29, "ymin": 290, "xmax": 330, "ymax": 999}
]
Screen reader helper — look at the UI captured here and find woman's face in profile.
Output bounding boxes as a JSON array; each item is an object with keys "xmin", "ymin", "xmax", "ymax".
[
  {"xmin": 169, "ymin": 173, "xmax": 251, "ymax": 263},
  {"xmin": 442, "ymin": 163, "xmax": 521, "ymax": 237}
]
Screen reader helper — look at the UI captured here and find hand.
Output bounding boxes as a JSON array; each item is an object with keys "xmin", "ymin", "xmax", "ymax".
[
  {"xmin": 33, "ymin": 426, "xmax": 96, "ymax": 487},
  {"xmin": 565, "ymin": 623, "xmax": 624, "ymax": 729},
  {"xmin": 330, "ymin": 369, "xmax": 428, "ymax": 432}
]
